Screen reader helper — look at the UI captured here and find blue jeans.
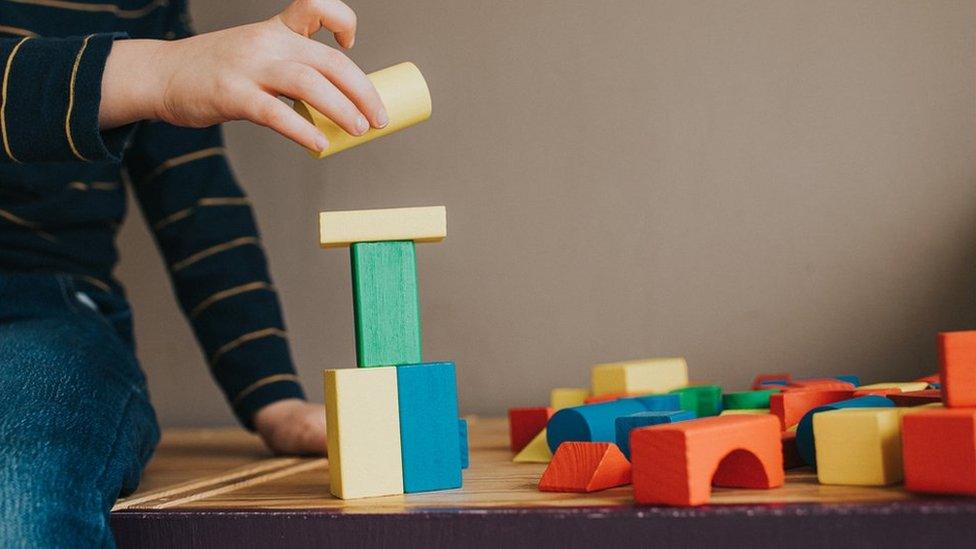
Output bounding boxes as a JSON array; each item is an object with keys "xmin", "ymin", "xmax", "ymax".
[{"xmin": 0, "ymin": 273, "xmax": 159, "ymax": 548}]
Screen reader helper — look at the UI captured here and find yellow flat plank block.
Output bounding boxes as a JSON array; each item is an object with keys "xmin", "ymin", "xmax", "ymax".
[
  {"xmin": 857, "ymin": 382, "xmax": 929, "ymax": 392},
  {"xmin": 324, "ymin": 367, "xmax": 404, "ymax": 499},
  {"xmin": 295, "ymin": 61, "xmax": 432, "ymax": 158},
  {"xmin": 591, "ymin": 358, "xmax": 688, "ymax": 396},
  {"xmin": 512, "ymin": 429, "xmax": 552, "ymax": 463},
  {"xmin": 720, "ymin": 409, "xmax": 769, "ymax": 415},
  {"xmin": 319, "ymin": 206, "xmax": 446, "ymax": 248},
  {"xmin": 550, "ymin": 388, "xmax": 590, "ymax": 410},
  {"xmin": 814, "ymin": 408, "xmax": 906, "ymax": 486}
]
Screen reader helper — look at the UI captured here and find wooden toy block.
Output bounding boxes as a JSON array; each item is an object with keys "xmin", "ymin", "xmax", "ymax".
[
  {"xmin": 551, "ymin": 388, "xmax": 589, "ymax": 410},
  {"xmin": 351, "ymin": 241, "xmax": 422, "ymax": 368},
  {"xmin": 538, "ymin": 442, "xmax": 632, "ymax": 493},
  {"xmin": 902, "ymin": 408, "xmax": 976, "ymax": 495},
  {"xmin": 319, "ymin": 206, "xmax": 446, "ymax": 248},
  {"xmin": 513, "ymin": 429, "xmax": 553, "ymax": 463},
  {"xmin": 547, "ymin": 398, "xmax": 649, "ymax": 453},
  {"xmin": 769, "ymin": 389, "xmax": 853, "ymax": 430},
  {"xmin": 591, "ymin": 358, "xmax": 688, "ymax": 397},
  {"xmin": 751, "ymin": 373, "xmax": 791, "ymax": 390},
  {"xmin": 786, "ymin": 378, "xmax": 856, "ymax": 391},
  {"xmin": 853, "ymin": 388, "xmax": 902, "ymax": 397},
  {"xmin": 722, "ymin": 390, "xmax": 778, "ymax": 410},
  {"xmin": 795, "ymin": 395, "xmax": 894, "ymax": 467},
  {"xmin": 888, "ymin": 389, "xmax": 943, "ymax": 407},
  {"xmin": 813, "ymin": 408, "xmax": 905, "ymax": 486},
  {"xmin": 719, "ymin": 409, "xmax": 768, "ymax": 415},
  {"xmin": 939, "ymin": 331, "xmax": 976, "ymax": 407},
  {"xmin": 324, "ymin": 367, "xmax": 403, "ymax": 499},
  {"xmin": 508, "ymin": 407, "xmax": 554, "ymax": 452},
  {"xmin": 396, "ymin": 362, "xmax": 462, "ymax": 493},
  {"xmin": 615, "ymin": 410, "xmax": 695, "ymax": 458},
  {"xmin": 459, "ymin": 419, "xmax": 469, "ymax": 469},
  {"xmin": 781, "ymin": 430, "xmax": 804, "ymax": 469},
  {"xmin": 670, "ymin": 385, "xmax": 722, "ymax": 417},
  {"xmin": 857, "ymin": 382, "xmax": 928, "ymax": 393},
  {"xmin": 631, "ymin": 415, "xmax": 784, "ymax": 506},
  {"xmin": 634, "ymin": 393, "xmax": 683, "ymax": 412},
  {"xmin": 835, "ymin": 375, "xmax": 861, "ymax": 386},
  {"xmin": 915, "ymin": 372, "xmax": 940, "ymax": 385}
]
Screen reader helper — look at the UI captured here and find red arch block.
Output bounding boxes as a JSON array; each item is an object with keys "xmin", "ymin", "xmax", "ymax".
[{"xmin": 631, "ymin": 415, "xmax": 784, "ymax": 506}]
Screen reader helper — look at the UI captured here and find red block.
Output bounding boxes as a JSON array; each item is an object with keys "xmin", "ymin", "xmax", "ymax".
[
  {"xmin": 538, "ymin": 442, "xmax": 632, "ymax": 493},
  {"xmin": 939, "ymin": 331, "xmax": 976, "ymax": 407},
  {"xmin": 751, "ymin": 373, "xmax": 792, "ymax": 390},
  {"xmin": 508, "ymin": 407, "xmax": 554, "ymax": 452},
  {"xmin": 888, "ymin": 389, "xmax": 942, "ymax": 407},
  {"xmin": 786, "ymin": 378, "xmax": 856, "ymax": 391},
  {"xmin": 781, "ymin": 430, "xmax": 804, "ymax": 470},
  {"xmin": 631, "ymin": 415, "xmax": 784, "ymax": 506},
  {"xmin": 769, "ymin": 389, "xmax": 854, "ymax": 430},
  {"xmin": 903, "ymin": 408, "xmax": 976, "ymax": 495},
  {"xmin": 915, "ymin": 373, "xmax": 940, "ymax": 385}
]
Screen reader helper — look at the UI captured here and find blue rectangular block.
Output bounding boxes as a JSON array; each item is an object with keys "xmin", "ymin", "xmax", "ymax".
[
  {"xmin": 459, "ymin": 419, "xmax": 469, "ymax": 469},
  {"xmin": 396, "ymin": 362, "xmax": 462, "ymax": 493},
  {"xmin": 614, "ymin": 410, "xmax": 696, "ymax": 459},
  {"xmin": 634, "ymin": 393, "xmax": 682, "ymax": 411}
]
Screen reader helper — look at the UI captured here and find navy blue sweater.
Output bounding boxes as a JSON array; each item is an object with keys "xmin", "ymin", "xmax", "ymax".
[{"xmin": 0, "ymin": 0, "xmax": 304, "ymax": 428}]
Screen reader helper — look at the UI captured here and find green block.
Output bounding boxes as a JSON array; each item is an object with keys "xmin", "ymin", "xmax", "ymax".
[
  {"xmin": 670, "ymin": 385, "xmax": 723, "ymax": 417},
  {"xmin": 722, "ymin": 389, "xmax": 778, "ymax": 410},
  {"xmin": 351, "ymin": 241, "xmax": 422, "ymax": 367}
]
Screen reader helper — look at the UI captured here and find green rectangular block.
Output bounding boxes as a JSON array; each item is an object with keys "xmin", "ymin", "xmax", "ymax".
[{"xmin": 351, "ymin": 241, "xmax": 423, "ymax": 367}]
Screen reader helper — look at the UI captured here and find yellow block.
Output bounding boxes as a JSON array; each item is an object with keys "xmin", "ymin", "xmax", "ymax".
[
  {"xmin": 512, "ymin": 429, "xmax": 552, "ymax": 463},
  {"xmin": 324, "ymin": 367, "xmax": 404, "ymax": 499},
  {"xmin": 550, "ymin": 388, "xmax": 589, "ymax": 410},
  {"xmin": 319, "ymin": 206, "xmax": 446, "ymax": 248},
  {"xmin": 857, "ymin": 382, "xmax": 929, "ymax": 392},
  {"xmin": 591, "ymin": 358, "xmax": 688, "ymax": 396},
  {"xmin": 295, "ymin": 61, "xmax": 432, "ymax": 158},
  {"xmin": 813, "ymin": 408, "xmax": 906, "ymax": 486},
  {"xmin": 720, "ymin": 409, "xmax": 769, "ymax": 415}
]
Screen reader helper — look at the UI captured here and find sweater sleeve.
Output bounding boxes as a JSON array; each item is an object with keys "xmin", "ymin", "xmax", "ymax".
[{"xmin": 0, "ymin": 34, "xmax": 132, "ymax": 164}]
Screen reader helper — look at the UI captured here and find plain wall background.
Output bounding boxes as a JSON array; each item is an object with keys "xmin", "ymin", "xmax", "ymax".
[{"xmin": 116, "ymin": 0, "xmax": 976, "ymax": 427}]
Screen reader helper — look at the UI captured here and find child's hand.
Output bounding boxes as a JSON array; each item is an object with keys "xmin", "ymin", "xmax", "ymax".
[
  {"xmin": 253, "ymin": 398, "xmax": 328, "ymax": 456},
  {"xmin": 101, "ymin": 0, "xmax": 388, "ymax": 152}
]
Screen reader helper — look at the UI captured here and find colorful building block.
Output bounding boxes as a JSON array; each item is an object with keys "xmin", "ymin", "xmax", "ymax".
[
  {"xmin": 787, "ymin": 378, "xmax": 856, "ymax": 391},
  {"xmin": 834, "ymin": 375, "xmax": 861, "ymax": 386},
  {"xmin": 670, "ymin": 385, "xmax": 722, "ymax": 417},
  {"xmin": 857, "ymin": 382, "xmax": 928, "ymax": 392},
  {"xmin": 903, "ymin": 408, "xmax": 976, "ymax": 495},
  {"xmin": 584, "ymin": 392, "xmax": 632, "ymax": 404},
  {"xmin": 547, "ymin": 399, "xmax": 648, "ymax": 453},
  {"xmin": 781, "ymin": 430, "xmax": 804, "ymax": 469},
  {"xmin": 591, "ymin": 358, "xmax": 688, "ymax": 397},
  {"xmin": 795, "ymin": 396, "xmax": 894, "ymax": 467},
  {"xmin": 915, "ymin": 373, "xmax": 940, "ymax": 385},
  {"xmin": 538, "ymin": 442, "xmax": 632, "ymax": 493},
  {"xmin": 350, "ymin": 241, "xmax": 422, "ymax": 367},
  {"xmin": 722, "ymin": 390, "xmax": 778, "ymax": 410},
  {"xmin": 508, "ymin": 407, "xmax": 554, "ymax": 452},
  {"xmin": 939, "ymin": 331, "xmax": 976, "ymax": 407},
  {"xmin": 324, "ymin": 367, "xmax": 403, "ymax": 499},
  {"xmin": 396, "ymin": 362, "xmax": 461, "ymax": 493},
  {"xmin": 769, "ymin": 389, "xmax": 853, "ymax": 430},
  {"xmin": 551, "ymin": 388, "xmax": 590, "ymax": 410},
  {"xmin": 719, "ymin": 409, "xmax": 768, "ymax": 415},
  {"xmin": 513, "ymin": 429, "xmax": 553, "ymax": 463},
  {"xmin": 752, "ymin": 373, "xmax": 791, "ymax": 390},
  {"xmin": 631, "ymin": 415, "xmax": 784, "ymax": 506},
  {"xmin": 853, "ymin": 388, "xmax": 902, "ymax": 397},
  {"xmin": 633, "ymin": 393, "xmax": 682, "ymax": 411},
  {"xmin": 813, "ymin": 408, "xmax": 905, "ymax": 486},
  {"xmin": 319, "ymin": 206, "xmax": 446, "ymax": 248},
  {"xmin": 459, "ymin": 419, "xmax": 469, "ymax": 469},
  {"xmin": 615, "ymin": 410, "xmax": 695, "ymax": 458},
  {"xmin": 889, "ymin": 389, "xmax": 942, "ymax": 407}
]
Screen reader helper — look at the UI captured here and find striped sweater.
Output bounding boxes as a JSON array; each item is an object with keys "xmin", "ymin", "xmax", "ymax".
[{"xmin": 0, "ymin": 0, "xmax": 304, "ymax": 428}]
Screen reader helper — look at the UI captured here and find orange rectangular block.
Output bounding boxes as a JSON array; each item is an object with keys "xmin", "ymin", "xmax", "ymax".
[
  {"xmin": 786, "ymin": 379, "xmax": 856, "ymax": 391},
  {"xmin": 938, "ymin": 331, "xmax": 976, "ymax": 407},
  {"xmin": 769, "ymin": 390, "xmax": 854, "ymax": 430},
  {"xmin": 902, "ymin": 408, "xmax": 976, "ymax": 495}
]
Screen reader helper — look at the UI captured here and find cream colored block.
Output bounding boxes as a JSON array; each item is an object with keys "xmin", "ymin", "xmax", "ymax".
[
  {"xmin": 720, "ymin": 409, "xmax": 769, "ymax": 415},
  {"xmin": 550, "ymin": 388, "xmax": 589, "ymax": 410},
  {"xmin": 813, "ymin": 408, "xmax": 906, "ymax": 486},
  {"xmin": 319, "ymin": 206, "xmax": 446, "ymax": 248},
  {"xmin": 512, "ymin": 429, "xmax": 552, "ymax": 463},
  {"xmin": 325, "ymin": 367, "xmax": 404, "ymax": 499},
  {"xmin": 857, "ymin": 382, "xmax": 929, "ymax": 392},
  {"xmin": 591, "ymin": 358, "xmax": 688, "ymax": 396}
]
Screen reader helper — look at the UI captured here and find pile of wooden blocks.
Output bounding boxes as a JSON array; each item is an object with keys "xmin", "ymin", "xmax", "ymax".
[
  {"xmin": 509, "ymin": 333, "xmax": 975, "ymax": 506},
  {"xmin": 320, "ymin": 206, "xmax": 467, "ymax": 499}
]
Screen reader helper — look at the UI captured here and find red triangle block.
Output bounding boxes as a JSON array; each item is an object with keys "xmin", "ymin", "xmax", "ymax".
[{"xmin": 538, "ymin": 442, "xmax": 632, "ymax": 493}]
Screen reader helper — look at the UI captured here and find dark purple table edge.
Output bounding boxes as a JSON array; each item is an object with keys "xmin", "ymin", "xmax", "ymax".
[{"xmin": 112, "ymin": 499, "xmax": 976, "ymax": 548}]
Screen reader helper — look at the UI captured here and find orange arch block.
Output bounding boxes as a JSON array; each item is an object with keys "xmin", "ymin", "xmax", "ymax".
[
  {"xmin": 538, "ymin": 442, "xmax": 632, "ymax": 493},
  {"xmin": 631, "ymin": 415, "xmax": 784, "ymax": 506}
]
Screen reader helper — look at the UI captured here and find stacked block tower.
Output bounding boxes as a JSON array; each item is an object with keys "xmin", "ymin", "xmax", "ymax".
[{"xmin": 320, "ymin": 206, "xmax": 466, "ymax": 499}]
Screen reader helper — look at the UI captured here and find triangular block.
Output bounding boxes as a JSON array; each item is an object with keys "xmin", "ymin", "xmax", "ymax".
[
  {"xmin": 538, "ymin": 442, "xmax": 631, "ymax": 492},
  {"xmin": 513, "ymin": 429, "xmax": 553, "ymax": 463}
]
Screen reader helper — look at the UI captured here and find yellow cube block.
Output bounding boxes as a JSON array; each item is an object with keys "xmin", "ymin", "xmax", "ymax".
[
  {"xmin": 591, "ymin": 358, "xmax": 688, "ymax": 396},
  {"xmin": 813, "ymin": 408, "xmax": 906, "ymax": 486},
  {"xmin": 550, "ymin": 388, "xmax": 589, "ymax": 410}
]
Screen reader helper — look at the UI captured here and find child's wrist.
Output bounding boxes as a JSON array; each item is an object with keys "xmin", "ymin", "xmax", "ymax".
[{"xmin": 100, "ymin": 38, "xmax": 168, "ymax": 128}]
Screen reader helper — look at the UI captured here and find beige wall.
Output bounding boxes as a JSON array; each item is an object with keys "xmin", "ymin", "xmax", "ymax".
[{"xmin": 116, "ymin": 0, "xmax": 976, "ymax": 426}]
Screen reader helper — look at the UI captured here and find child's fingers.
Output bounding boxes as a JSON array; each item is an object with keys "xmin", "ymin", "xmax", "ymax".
[
  {"xmin": 269, "ymin": 62, "xmax": 367, "ymax": 137},
  {"xmin": 278, "ymin": 0, "xmax": 357, "ymax": 48},
  {"xmin": 246, "ymin": 93, "xmax": 328, "ymax": 152},
  {"xmin": 295, "ymin": 39, "xmax": 388, "ymax": 128}
]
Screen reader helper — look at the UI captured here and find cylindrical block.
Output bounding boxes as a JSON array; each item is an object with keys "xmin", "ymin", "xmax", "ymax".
[
  {"xmin": 294, "ymin": 61, "xmax": 432, "ymax": 158},
  {"xmin": 546, "ymin": 398, "xmax": 647, "ymax": 453}
]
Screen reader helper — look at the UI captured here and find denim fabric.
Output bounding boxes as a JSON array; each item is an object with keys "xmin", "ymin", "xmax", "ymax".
[{"xmin": 0, "ymin": 273, "xmax": 159, "ymax": 548}]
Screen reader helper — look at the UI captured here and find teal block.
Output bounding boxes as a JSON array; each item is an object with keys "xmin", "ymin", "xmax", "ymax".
[
  {"xmin": 670, "ymin": 385, "xmax": 723, "ymax": 416},
  {"xmin": 396, "ymin": 362, "xmax": 462, "ymax": 492},
  {"xmin": 546, "ymin": 398, "xmax": 647, "ymax": 453},
  {"xmin": 633, "ymin": 393, "xmax": 682, "ymax": 411},
  {"xmin": 615, "ymin": 410, "xmax": 696, "ymax": 459},
  {"xmin": 459, "ymin": 419, "xmax": 469, "ymax": 469}
]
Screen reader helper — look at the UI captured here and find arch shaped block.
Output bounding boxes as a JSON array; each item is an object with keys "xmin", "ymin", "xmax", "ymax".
[
  {"xmin": 547, "ymin": 399, "xmax": 648, "ymax": 453},
  {"xmin": 631, "ymin": 415, "xmax": 784, "ymax": 506},
  {"xmin": 795, "ymin": 395, "xmax": 894, "ymax": 466}
]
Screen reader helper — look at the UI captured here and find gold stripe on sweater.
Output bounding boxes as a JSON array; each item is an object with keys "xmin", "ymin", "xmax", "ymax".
[
  {"xmin": 210, "ymin": 327, "xmax": 287, "ymax": 367},
  {"xmin": 5, "ymin": 0, "xmax": 168, "ymax": 19},
  {"xmin": 190, "ymin": 281, "xmax": 274, "ymax": 319},
  {"xmin": 0, "ymin": 25, "xmax": 38, "ymax": 38},
  {"xmin": 0, "ymin": 207, "xmax": 57, "ymax": 242},
  {"xmin": 1, "ymin": 37, "xmax": 29, "ymax": 163},
  {"xmin": 65, "ymin": 34, "xmax": 93, "ymax": 161},
  {"xmin": 170, "ymin": 236, "xmax": 260, "ymax": 272},
  {"xmin": 153, "ymin": 197, "xmax": 250, "ymax": 231},
  {"xmin": 141, "ymin": 147, "xmax": 226, "ymax": 185},
  {"xmin": 231, "ymin": 374, "xmax": 301, "ymax": 406}
]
